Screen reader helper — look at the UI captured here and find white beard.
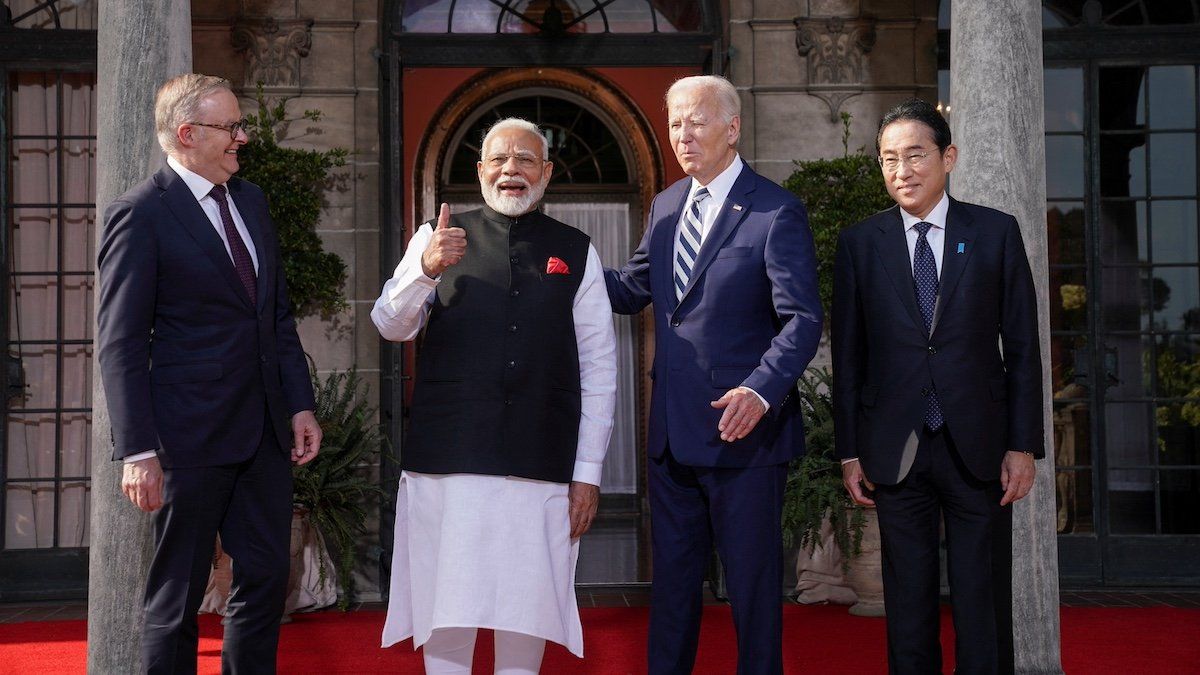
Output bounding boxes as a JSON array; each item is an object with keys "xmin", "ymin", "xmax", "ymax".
[{"xmin": 482, "ymin": 177, "xmax": 548, "ymax": 217}]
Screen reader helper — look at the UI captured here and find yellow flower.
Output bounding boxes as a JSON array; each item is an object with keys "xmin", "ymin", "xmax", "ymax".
[{"xmin": 1060, "ymin": 284, "xmax": 1086, "ymax": 311}]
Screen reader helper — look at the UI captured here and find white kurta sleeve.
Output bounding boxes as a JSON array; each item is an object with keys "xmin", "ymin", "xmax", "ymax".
[
  {"xmin": 371, "ymin": 224, "xmax": 439, "ymax": 342},
  {"xmin": 571, "ymin": 244, "xmax": 618, "ymax": 486}
]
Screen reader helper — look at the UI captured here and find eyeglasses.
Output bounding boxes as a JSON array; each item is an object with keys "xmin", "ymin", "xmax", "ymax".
[
  {"xmin": 878, "ymin": 152, "xmax": 933, "ymax": 172},
  {"xmin": 484, "ymin": 154, "xmax": 543, "ymax": 169},
  {"xmin": 189, "ymin": 118, "xmax": 249, "ymax": 140}
]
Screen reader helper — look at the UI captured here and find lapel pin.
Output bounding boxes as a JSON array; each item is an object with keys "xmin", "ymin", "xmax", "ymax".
[
  {"xmin": 732, "ymin": 204, "xmax": 743, "ymax": 212},
  {"xmin": 957, "ymin": 242, "xmax": 965, "ymax": 254}
]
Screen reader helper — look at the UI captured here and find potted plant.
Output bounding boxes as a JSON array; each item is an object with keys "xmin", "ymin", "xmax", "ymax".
[{"xmin": 780, "ymin": 113, "xmax": 893, "ymax": 613}]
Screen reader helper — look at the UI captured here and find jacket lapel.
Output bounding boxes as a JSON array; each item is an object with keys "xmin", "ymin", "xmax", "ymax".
[
  {"xmin": 932, "ymin": 197, "xmax": 975, "ymax": 331},
  {"xmin": 227, "ymin": 178, "xmax": 270, "ymax": 311},
  {"xmin": 873, "ymin": 206, "xmax": 926, "ymax": 333},
  {"xmin": 655, "ymin": 180, "xmax": 690, "ymax": 311},
  {"xmin": 155, "ymin": 166, "xmax": 255, "ymax": 310},
  {"xmin": 678, "ymin": 165, "xmax": 755, "ymax": 304}
]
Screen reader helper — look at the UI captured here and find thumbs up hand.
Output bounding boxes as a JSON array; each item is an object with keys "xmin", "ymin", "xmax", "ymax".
[{"xmin": 421, "ymin": 203, "xmax": 467, "ymax": 278}]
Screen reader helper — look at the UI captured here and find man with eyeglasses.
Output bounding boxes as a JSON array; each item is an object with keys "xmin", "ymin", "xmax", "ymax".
[
  {"xmin": 831, "ymin": 98, "xmax": 1043, "ymax": 674},
  {"xmin": 372, "ymin": 118, "xmax": 616, "ymax": 674},
  {"xmin": 97, "ymin": 73, "xmax": 321, "ymax": 674}
]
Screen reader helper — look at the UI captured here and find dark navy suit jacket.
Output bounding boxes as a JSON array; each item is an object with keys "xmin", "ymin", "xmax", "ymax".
[
  {"xmin": 97, "ymin": 166, "xmax": 314, "ymax": 468},
  {"xmin": 831, "ymin": 197, "xmax": 1044, "ymax": 484},
  {"xmin": 606, "ymin": 164, "xmax": 823, "ymax": 467}
]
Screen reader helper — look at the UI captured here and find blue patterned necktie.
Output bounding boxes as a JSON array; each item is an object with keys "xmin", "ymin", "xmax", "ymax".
[
  {"xmin": 913, "ymin": 221, "xmax": 944, "ymax": 431},
  {"xmin": 674, "ymin": 187, "xmax": 710, "ymax": 300}
]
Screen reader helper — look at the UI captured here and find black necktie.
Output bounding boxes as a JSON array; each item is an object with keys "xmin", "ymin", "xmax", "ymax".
[
  {"xmin": 913, "ymin": 221, "xmax": 944, "ymax": 431},
  {"xmin": 208, "ymin": 185, "xmax": 257, "ymax": 305}
]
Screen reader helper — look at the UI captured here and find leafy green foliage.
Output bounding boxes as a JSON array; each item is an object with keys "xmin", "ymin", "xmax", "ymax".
[
  {"xmin": 782, "ymin": 113, "xmax": 893, "ymax": 320},
  {"xmin": 293, "ymin": 369, "xmax": 387, "ymax": 610},
  {"xmin": 238, "ymin": 89, "xmax": 349, "ymax": 319},
  {"xmin": 781, "ymin": 368, "xmax": 866, "ymax": 570}
]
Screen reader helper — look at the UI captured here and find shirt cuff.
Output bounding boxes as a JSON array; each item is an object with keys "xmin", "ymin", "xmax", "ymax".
[
  {"xmin": 840, "ymin": 457, "xmax": 859, "ymax": 465},
  {"xmin": 124, "ymin": 450, "xmax": 157, "ymax": 463},
  {"xmin": 745, "ymin": 386, "xmax": 770, "ymax": 413},
  {"xmin": 572, "ymin": 459, "xmax": 603, "ymax": 487}
]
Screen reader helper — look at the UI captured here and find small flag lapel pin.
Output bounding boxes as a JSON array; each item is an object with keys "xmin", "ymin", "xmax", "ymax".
[
  {"xmin": 732, "ymin": 204, "xmax": 743, "ymax": 211},
  {"xmin": 957, "ymin": 242, "xmax": 965, "ymax": 254}
]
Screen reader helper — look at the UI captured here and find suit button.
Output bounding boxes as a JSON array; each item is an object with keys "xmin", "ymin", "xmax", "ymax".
[
  {"xmin": 260, "ymin": 355, "xmax": 268, "ymax": 363},
  {"xmin": 507, "ymin": 360, "xmax": 516, "ymax": 368},
  {"xmin": 510, "ymin": 256, "xmax": 519, "ymax": 264},
  {"xmin": 509, "ymin": 324, "xmax": 518, "ymax": 332},
  {"xmin": 504, "ymin": 399, "xmax": 513, "ymax": 406},
  {"xmin": 671, "ymin": 319, "xmax": 681, "ymax": 327},
  {"xmin": 511, "ymin": 289, "xmax": 520, "ymax": 297},
  {"xmin": 928, "ymin": 346, "xmax": 937, "ymax": 354}
]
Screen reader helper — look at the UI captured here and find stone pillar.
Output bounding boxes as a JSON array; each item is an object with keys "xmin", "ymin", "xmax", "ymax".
[
  {"xmin": 949, "ymin": 2, "xmax": 1063, "ymax": 673},
  {"xmin": 88, "ymin": 2, "xmax": 191, "ymax": 672}
]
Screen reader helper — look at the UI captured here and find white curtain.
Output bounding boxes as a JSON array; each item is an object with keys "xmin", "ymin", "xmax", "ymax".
[
  {"xmin": 543, "ymin": 202, "xmax": 637, "ymax": 494},
  {"xmin": 4, "ymin": 0, "xmax": 97, "ymax": 550}
]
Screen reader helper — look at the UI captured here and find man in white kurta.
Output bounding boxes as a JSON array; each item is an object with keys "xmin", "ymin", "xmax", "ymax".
[{"xmin": 373, "ymin": 118, "xmax": 616, "ymax": 674}]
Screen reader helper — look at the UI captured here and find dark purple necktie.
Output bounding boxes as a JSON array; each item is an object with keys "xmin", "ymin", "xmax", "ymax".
[
  {"xmin": 913, "ymin": 221, "xmax": 944, "ymax": 431},
  {"xmin": 208, "ymin": 185, "xmax": 257, "ymax": 305}
]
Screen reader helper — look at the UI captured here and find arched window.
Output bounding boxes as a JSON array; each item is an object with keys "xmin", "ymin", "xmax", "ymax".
[{"xmin": 400, "ymin": 0, "xmax": 703, "ymax": 35}]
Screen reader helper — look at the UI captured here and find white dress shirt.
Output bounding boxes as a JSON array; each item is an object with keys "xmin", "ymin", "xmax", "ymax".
[
  {"xmin": 125, "ymin": 158, "xmax": 263, "ymax": 465},
  {"xmin": 371, "ymin": 220, "xmax": 617, "ymax": 485},
  {"xmin": 900, "ymin": 191, "xmax": 949, "ymax": 275}
]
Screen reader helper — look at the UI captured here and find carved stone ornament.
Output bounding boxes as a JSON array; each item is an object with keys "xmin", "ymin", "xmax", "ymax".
[
  {"xmin": 794, "ymin": 16, "xmax": 877, "ymax": 122},
  {"xmin": 231, "ymin": 17, "xmax": 314, "ymax": 88}
]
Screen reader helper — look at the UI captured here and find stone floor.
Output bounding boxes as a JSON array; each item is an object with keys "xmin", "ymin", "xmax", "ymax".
[{"xmin": 2, "ymin": 588, "xmax": 1198, "ymax": 624}]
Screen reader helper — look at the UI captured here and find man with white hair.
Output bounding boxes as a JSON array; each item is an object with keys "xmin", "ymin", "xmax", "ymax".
[
  {"xmin": 97, "ymin": 73, "xmax": 322, "ymax": 673},
  {"xmin": 373, "ymin": 118, "xmax": 617, "ymax": 674},
  {"xmin": 606, "ymin": 75, "xmax": 822, "ymax": 674}
]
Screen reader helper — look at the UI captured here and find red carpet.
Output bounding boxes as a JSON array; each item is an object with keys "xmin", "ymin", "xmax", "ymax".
[{"xmin": 1, "ymin": 604, "xmax": 1197, "ymax": 674}]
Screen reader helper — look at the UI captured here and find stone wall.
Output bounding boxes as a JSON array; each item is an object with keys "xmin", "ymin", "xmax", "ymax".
[
  {"xmin": 191, "ymin": 0, "xmax": 383, "ymax": 599},
  {"xmin": 728, "ymin": 0, "xmax": 939, "ymax": 184}
]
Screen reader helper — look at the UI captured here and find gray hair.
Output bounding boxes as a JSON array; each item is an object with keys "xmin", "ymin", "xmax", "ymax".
[
  {"xmin": 154, "ymin": 73, "xmax": 233, "ymax": 155},
  {"xmin": 479, "ymin": 117, "xmax": 550, "ymax": 161},
  {"xmin": 666, "ymin": 75, "xmax": 741, "ymax": 123}
]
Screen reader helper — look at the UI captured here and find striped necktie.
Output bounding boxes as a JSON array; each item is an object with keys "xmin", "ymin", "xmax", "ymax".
[{"xmin": 674, "ymin": 187, "xmax": 710, "ymax": 300}]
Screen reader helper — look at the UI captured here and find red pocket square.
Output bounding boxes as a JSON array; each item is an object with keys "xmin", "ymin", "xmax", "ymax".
[{"xmin": 546, "ymin": 257, "xmax": 570, "ymax": 275}]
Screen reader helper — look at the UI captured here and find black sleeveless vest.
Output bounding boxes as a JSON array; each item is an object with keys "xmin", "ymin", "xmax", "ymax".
[{"xmin": 404, "ymin": 206, "xmax": 591, "ymax": 483}]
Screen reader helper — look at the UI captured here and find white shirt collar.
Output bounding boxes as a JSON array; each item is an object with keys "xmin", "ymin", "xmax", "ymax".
[
  {"xmin": 167, "ymin": 155, "xmax": 225, "ymax": 203},
  {"xmin": 689, "ymin": 154, "xmax": 744, "ymax": 205},
  {"xmin": 900, "ymin": 191, "xmax": 950, "ymax": 232}
]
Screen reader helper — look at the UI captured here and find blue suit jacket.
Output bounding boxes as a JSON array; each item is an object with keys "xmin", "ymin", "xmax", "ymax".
[
  {"xmin": 97, "ymin": 166, "xmax": 315, "ymax": 468},
  {"xmin": 831, "ymin": 198, "xmax": 1044, "ymax": 484},
  {"xmin": 606, "ymin": 165, "xmax": 823, "ymax": 468}
]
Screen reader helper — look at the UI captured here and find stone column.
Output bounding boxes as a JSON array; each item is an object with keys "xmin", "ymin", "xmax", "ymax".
[
  {"xmin": 949, "ymin": 2, "xmax": 1063, "ymax": 674},
  {"xmin": 88, "ymin": 2, "xmax": 191, "ymax": 672}
]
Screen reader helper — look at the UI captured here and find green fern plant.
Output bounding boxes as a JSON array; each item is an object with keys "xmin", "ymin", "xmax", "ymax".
[
  {"xmin": 781, "ymin": 368, "xmax": 866, "ymax": 570},
  {"xmin": 292, "ymin": 369, "xmax": 387, "ymax": 610}
]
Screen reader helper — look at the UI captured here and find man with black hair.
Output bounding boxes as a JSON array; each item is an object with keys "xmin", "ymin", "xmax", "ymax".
[{"xmin": 832, "ymin": 98, "xmax": 1044, "ymax": 674}]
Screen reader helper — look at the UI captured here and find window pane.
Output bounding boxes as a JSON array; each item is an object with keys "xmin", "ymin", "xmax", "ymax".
[
  {"xmin": 1150, "ymin": 200, "xmax": 1198, "ymax": 265},
  {"xmin": 1161, "ymin": 470, "xmax": 1200, "ymax": 534},
  {"xmin": 5, "ymin": 413, "xmax": 57, "ymax": 479},
  {"xmin": 1100, "ymin": 135, "xmax": 1145, "ymax": 197},
  {"xmin": 1050, "ymin": 333, "xmax": 1089, "ymax": 395},
  {"xmin": 1100, "ymin": 200, "xmax": 1146, "ymax": 264},
  {"xmin": 1148, "ymin": 66, "xmax": 1197, "ymax": 130},
  {"xmin": 10, "ymin": 72, "xmax": 57, "ymax": 135},
  {"xmin": 61, "ymin": 72, "xmax": 96, "ymax": 137},
  {"xmin": 9, "ymin": 275, "xmax": 59, "ymax": 341},
  {"xmin": 1099, "ymin": 265, "xmax": 1148, "ymax": 331},
  {"xmin": 1045, "ymin": 68, "xmax": 1084, "ymax": 132},
  {"xmin": 12, "ymin": 345, "xmax": 58, "ymax": 408},
  {"xmin": 1106, "ymin": 400, "xmax": 1155, "ymax": 468},
  {"xmin": 1050, "ymin": 267, "xmax": 1088, "ymax": 332},
  {"xmin": 1108, "ymin": 469, "xmax": 1155, "ymax": 534},
  {"xmin": 1151, "ymin": 267, "xmax": 1199, "ymax": 331},
  {"xmin": 1047, "ymin": 201, "xmax": 1085, "ymax": 265},
  {"xmin": 1054, "ymin": 469, "xmax": 1094, "ymax": 534},
  {"xmin": 1099, "ymin": 67, "xmax": 1145, "ymax": 131},
  {"xmin": 4, "ymin": 482, "xmax": 55, "ymax": 549},
  {"xmin": 59, "ymin": 482, "xmax": 90, "ymax": 547},
  {"xmin": 11, "ymin": 140, "xmax": 58, "ymax": 204},
  {"xmin": 10, "ymin": 208, "xmax": 59, "ymax": 274},
  {"xmin": 1149, "ymin": 133, "xmax": 1197, "ymax": 197},
  {"xmin": 1046, "ymin": 135, "xmax": 1085, "ymax": 199},
  {"xmin": 61, "ymin": 412, "xmax": 91, "ymax": 477},
  {"xmin": 61, "ymin": 344, "xmax": 92, "ymax": 409}
]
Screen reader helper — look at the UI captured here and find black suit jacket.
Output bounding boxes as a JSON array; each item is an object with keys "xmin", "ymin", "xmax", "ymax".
[
  {"xmin": 97, "ymin": 165, "xmax": 314, "ymax": 468},
  {"xmin": 831, "ymin": 197, "xmax": 1043, "ymax": 484}
]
